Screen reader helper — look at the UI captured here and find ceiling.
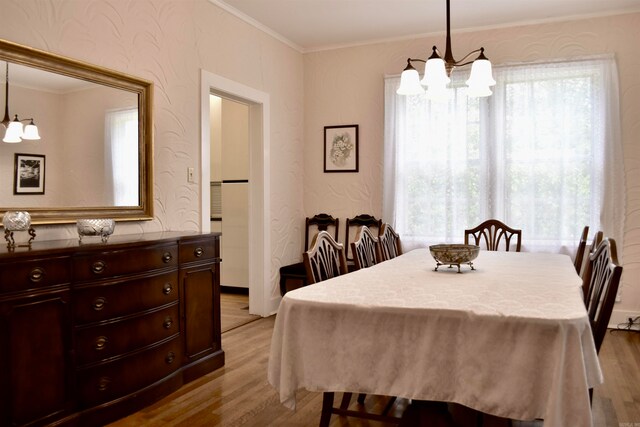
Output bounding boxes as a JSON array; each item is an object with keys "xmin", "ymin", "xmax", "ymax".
[{"xmin": 211, "ymin": 0, "xmax": 640, "ymax": 52}]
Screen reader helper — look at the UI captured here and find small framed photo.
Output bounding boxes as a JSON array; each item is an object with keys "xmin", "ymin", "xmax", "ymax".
[
  {"xmin": 324, "ymin": 124, "xmax": 359, "ymax": 173},
  {"xmin": 14, "ymin": 153, "xmax": 45, "ymax": 195}
]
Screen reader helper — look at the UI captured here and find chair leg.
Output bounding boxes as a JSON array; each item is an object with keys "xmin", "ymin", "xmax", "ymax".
[
  {"xmin": 357, "ymin": 393, "xmax": 366, "ymax": 405},
  {"xmin": 320, "ymin": 392, "xmax": 334, "ymax": 427},
  {"xmin": 382, "ymin": 396, "xmax": 397, "ymax": 415},
  {"xmin": 340, "ymin": 392, "xmax": 352, "ymax": 410}
]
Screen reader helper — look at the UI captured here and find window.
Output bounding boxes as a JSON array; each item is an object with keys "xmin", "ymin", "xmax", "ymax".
[
  {"xmin": 105, "ymin": 108, "xmax": 139, "ymax": 206},
  {"xmin": 383, "ymin": 56, "xmax": 624, "ymax": 253}
]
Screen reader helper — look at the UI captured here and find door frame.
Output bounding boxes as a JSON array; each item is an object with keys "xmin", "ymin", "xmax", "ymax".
[{"xmin": 200, "ymin": 70, "xmax": 270, "ymax": 317}]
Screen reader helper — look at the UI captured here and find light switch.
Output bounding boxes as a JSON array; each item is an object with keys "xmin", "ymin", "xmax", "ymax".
[{"xmin": 187, "ymin": 167, "xmax": 195, "ymax": 183}]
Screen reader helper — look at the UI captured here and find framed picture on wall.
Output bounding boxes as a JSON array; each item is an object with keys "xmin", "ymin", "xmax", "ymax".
[
  {"xmin": 324, "ymin": 124, "xmax": 359, "ymax": 173},
  {"xmin": 14, "ymin": 153, "xmax": 45, "ymax": 195}
]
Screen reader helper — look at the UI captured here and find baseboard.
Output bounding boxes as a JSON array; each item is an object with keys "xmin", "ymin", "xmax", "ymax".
[
  {"xmin": 221, "ymin": 285, "xmax": 249, "ymax": 295},
  {"xmin": 609, "ymin": 309, "xmax": 640, "ymax": 331}
]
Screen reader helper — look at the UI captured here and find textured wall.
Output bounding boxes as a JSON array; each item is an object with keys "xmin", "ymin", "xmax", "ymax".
[
  {"xmin": 0, "ymin": 0, "xmax": 305, "ymax": 301},
  {"xmin": 303, "ymin": 13, "xmax": 640, "ymax": 316}
]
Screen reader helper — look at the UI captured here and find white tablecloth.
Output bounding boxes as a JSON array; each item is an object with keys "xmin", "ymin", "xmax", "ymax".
[{"xmin": 267, "ymin": 249, "xmax": 603, "ymax": 427}]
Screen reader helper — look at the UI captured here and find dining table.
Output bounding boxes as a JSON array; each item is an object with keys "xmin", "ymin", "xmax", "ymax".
[{"xmin": 267, "ymin": 248, "xmax": 603, "ymax": 427}]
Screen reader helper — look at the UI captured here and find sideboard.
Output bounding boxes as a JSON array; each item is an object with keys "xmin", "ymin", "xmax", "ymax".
[{"xmin": 0, "ymin": 231, "xmax": 224, "ymax": 426}]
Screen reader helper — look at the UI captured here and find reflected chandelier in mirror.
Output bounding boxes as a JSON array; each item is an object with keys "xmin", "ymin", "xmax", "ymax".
[{"xmin": 0, "ymin": 38, "xmax": 153, "ymax": 224}]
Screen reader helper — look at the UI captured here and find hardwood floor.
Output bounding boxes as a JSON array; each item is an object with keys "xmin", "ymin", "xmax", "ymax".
[
  {"xmin": 593, "ymin": 328, "xmax": 640, "ymax": 426},
  {"xmin": 109, "ymin": 317, "xmax": 640, "ymax": 426},
  {"xmin": 220, "ymin": 290, "xmax": 260, "ymax": 333}
]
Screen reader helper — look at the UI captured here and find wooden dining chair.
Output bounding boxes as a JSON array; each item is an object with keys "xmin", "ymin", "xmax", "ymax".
[
  {"xmin": 464, "ymin": 219, "xmax": 522, "ymax": 252},
  {"xmin": 583, "ymin": 238, "xmax": 623, "ymax": 353},
  {"xmin": 347, "ymin": 224, "xmax": 399, "ymax": 412},
  {"xmin": 581, "ymin": 237, "xmax": 623, "ymax": 407},
  {"xmin": 304, "ymin": 214, "xmax": 341, "ymax": 253},
  {"xmin": 350, "ymin": 226, "xmax": 381, "ymax": 270},
  {"xmin": 279, "ymin": 213, "xmax": 339, "ymax": 295},
  {"xmin": 573, "ymin": 226, "xmax": 590, "ymax": 274},
  {"xmin": 344, "ymin": 214, "xmax": 382, "ymax": 266},
  {"xmin": 307, "ymin": 230, "xmax": 398, "ymax": 424},
  {"xmin": 580, "ymin": 230, "xmax": 603, "ymax": 299},
  {"xmin": 379, "ymin": 223, "xmax": 403, "ymax": 261},
  {"xmin": 303, "ymin": 230, "xmax": 348, "ymax": 284}
]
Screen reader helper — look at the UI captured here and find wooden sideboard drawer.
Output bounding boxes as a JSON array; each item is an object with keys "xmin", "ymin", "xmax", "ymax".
[
  {"xmin": 179, "ymin": 237, "xmax": 219, "ymax": 264},
  {"xmin": 0, "ymin": 256, "xmax": 71, "ymax": 293},
  {"xmin": 77, "ymin": 337, "xmax": 182, "ymax": 408},
  {"xmin": 74, "ymin": 271, "xmax": 179, "ymax": 324},
  {"xmin": 73, "ymin": 243, "xmax": 178, "ymax": 281},
  {"xmin": 76, "ymin": 303, "xmax": 180, "ymax": 366}
]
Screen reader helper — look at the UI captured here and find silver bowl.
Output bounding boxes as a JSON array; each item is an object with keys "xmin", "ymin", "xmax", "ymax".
[
  {"xmin": 3, "ymin": 211, "xmax": 31, "ymax": 231},
  {"xmin": 429, "ymin": 244, "xmax": 480, "ymax": 273},
  {"xmin": 77, "ymin": 219, "xmax": 115, "ymax": 243}
]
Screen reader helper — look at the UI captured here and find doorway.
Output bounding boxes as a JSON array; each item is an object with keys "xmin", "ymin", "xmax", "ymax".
[
  {"xmin": 210, "ymin": 95, "xmax": 249, "ymax": 290},
  {"xmin": 200, "ymin": 70, "xmax": 271, "ymax": 317},
  {"xmin": 209, "ymin": 95, "xmax": 259, "ymax": 331}
]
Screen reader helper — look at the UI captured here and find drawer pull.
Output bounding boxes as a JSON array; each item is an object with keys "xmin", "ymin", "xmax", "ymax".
[
  {"xmin": 29, "ymin": 267, "xmax": 45, "ymax": 283},
  {"xmin": 163, "ymin": 282, "xmax": 173, "ymax": 295},
  {"xmin": 97, "ymin": 376, "xmax": 111, "ymax": 392},
  {"xmin": 91, "ymin": 260, "xmax": 106, "ymax": 274},
  {"xmin": 163, "ymin": 317, "xmax": 174, "ymax": 329},
  {"xmin": 94, "ymin": 336, "xmax": 108, "ymax": 351},
  {"xmin": 194, "ymin": 247, "xmax": 204, "ymax": 257},
  {"xmin": 162, "ymin": 252, "xmax": 173, "ymax": 263},
  {"xmin": 92, "ymin": 297, "xmax": 107, "ymax": 311},
  {"xmin": 165, "ymin": 352, "xmax": 175, "ymax": 364}
]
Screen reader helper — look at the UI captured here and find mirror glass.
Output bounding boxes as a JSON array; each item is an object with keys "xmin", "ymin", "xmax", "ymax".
[{"xmin": 0, "ymin": 39, "xmax": 153, "ymax": 224}]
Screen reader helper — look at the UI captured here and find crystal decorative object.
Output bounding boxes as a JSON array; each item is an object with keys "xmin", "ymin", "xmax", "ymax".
[
  {"xmin": 77, "ymin": 219, "xmax": 115, "ymax": 243},
  {"xmin": 429, "ymin": 244, "xmax": 480, "ymax": 273},
  {"xmin": 2, "ymin": 211, "xmax": 31, "ymax": 231}
]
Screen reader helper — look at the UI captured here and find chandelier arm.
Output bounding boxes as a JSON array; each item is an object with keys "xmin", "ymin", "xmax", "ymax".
[
  {"xmin": 408, "ymin": 58, "xmax": 427, "ymax": 64},
  {"xmin": 454, "ymin": 60, "xmax": 476, "ymax": 68},
  {"xmin": 452, "ymin": 48, "xmax": 485, "ymax": 67}
]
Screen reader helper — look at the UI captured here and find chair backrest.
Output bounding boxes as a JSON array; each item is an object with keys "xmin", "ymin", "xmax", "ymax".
[
  {"xmin": 464, "ymin": 219, "xmax": 522, "ymax": 252},
  {"xmin": 305, "ymin": 213, "xmax": 340, "ymax": 251},
  {"xmin": 350, "ymin": 226, "xmax": 381, "ymax": 270},
  {"xmin": 580, "ymin": 230, "xmax": 604, "ymax": 296},
  {"xmin": 583, "ymin": 238, "xmax": 622, "ymax": 353},
  {"xmin": 379, "ymin": 223, "xmax": 402, "ymax": 261},
  {"xmin": 344, "ymin": 214, "xmax": 382, "ymax": 261},
  {"xmin": 574, "ymin": 226, "xmax": 590, "ymax": 274},
  {"xmin": 303, "ymin": 231, "xmax": 348, "ymax": 284}
]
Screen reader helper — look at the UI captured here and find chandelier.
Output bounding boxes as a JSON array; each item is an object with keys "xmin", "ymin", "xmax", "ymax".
[
  {"xmin": 396, "ymin": 0, "xmax": 496, "ymax": 99},
  {"xmin": 1, "ymin": 62, "xmax": 41, "ymax": 143}
]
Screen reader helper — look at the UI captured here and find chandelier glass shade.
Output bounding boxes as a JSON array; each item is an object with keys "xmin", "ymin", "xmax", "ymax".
[
  {"xmin": 1, "ymin": 62, "xmax": 41, "ymax": 143},
  {"xmin": 397, "ymin": 0, "xmax": 496, "ymax": 98}
]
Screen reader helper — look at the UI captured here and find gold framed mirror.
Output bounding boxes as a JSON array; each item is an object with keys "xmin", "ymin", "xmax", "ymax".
[{"xmin": 0, "ymin": 38, "xmax": 153, "ymax": 225}]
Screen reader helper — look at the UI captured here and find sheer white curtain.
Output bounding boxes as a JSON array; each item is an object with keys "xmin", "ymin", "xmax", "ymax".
[
  {"xmin": 383, "ymin": 56, "xmax": 624, "ymax": 255},
  {"xmin": 105, "ymin": 108, "xmax": 139, "ymax": 206}
]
